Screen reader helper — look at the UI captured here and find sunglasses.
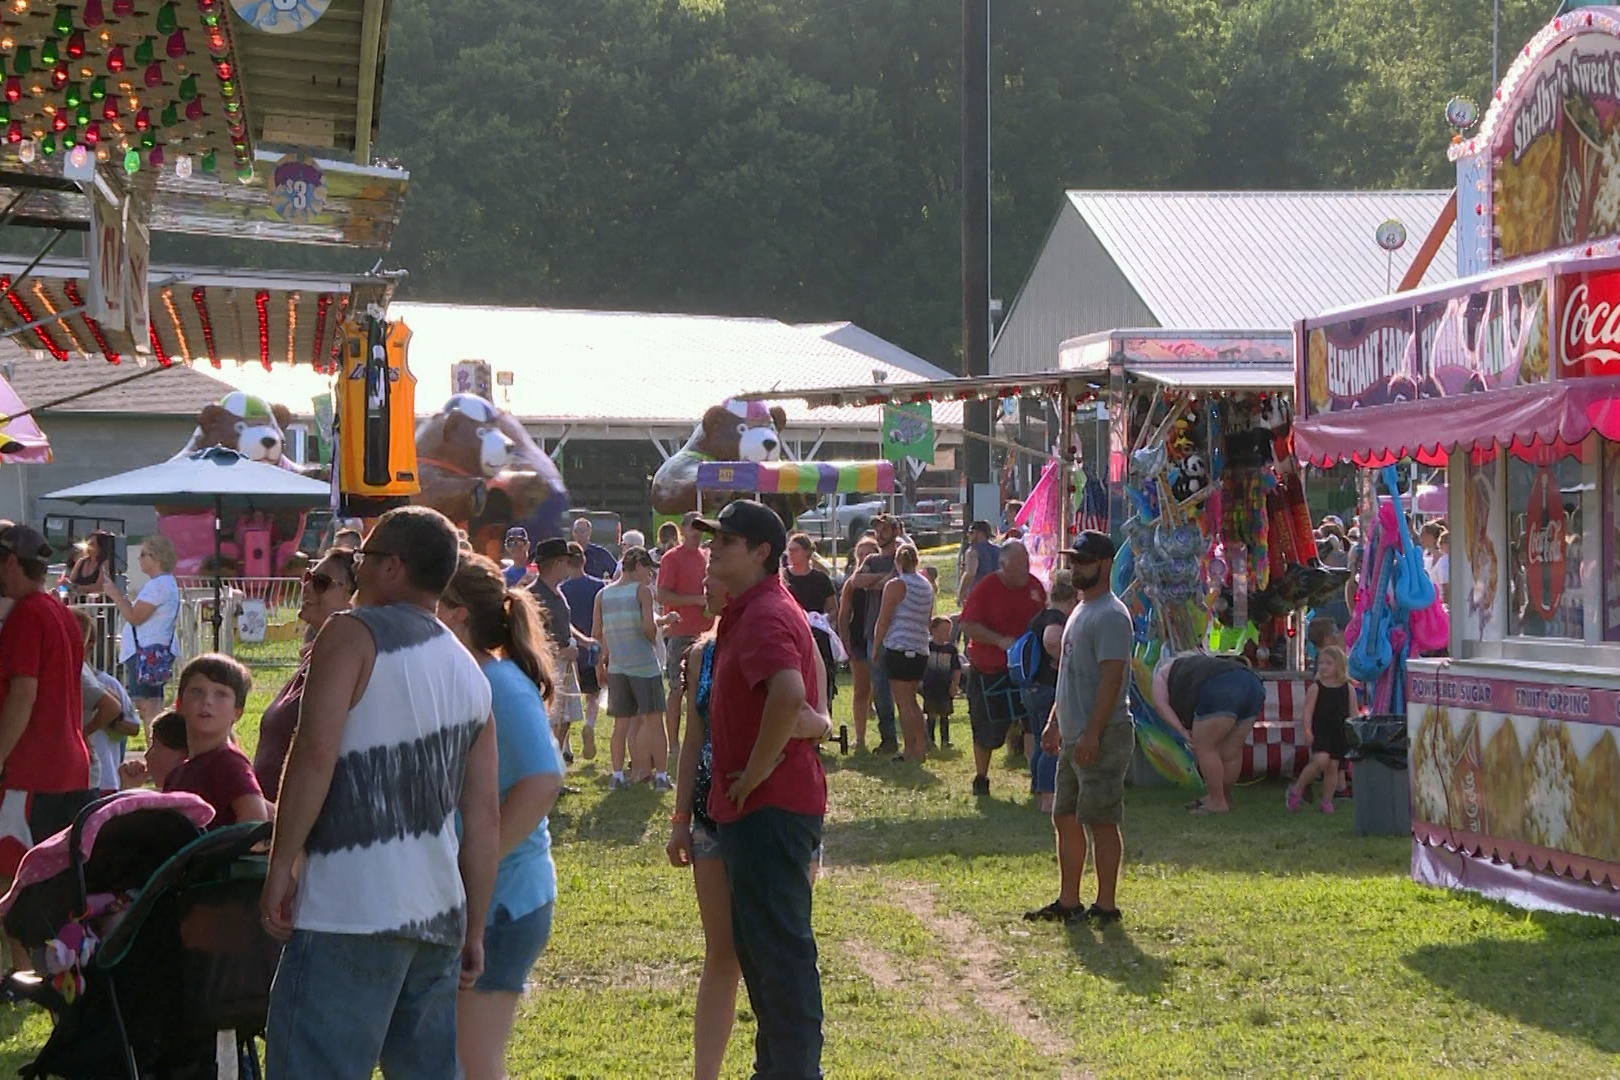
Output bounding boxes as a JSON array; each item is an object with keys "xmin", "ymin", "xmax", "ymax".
[
  {"xmin": 354, "ymin": 546, "xmax": 396, "ymax": 566},
  {"xmin": 302, "ymin": 570, "xmax": 350, "ymax": 595}
]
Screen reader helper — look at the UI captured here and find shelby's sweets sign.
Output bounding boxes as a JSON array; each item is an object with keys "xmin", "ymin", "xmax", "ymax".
[{"xmin": 1488, "ymin": 31, "xmax": 1620, "ymax": 264}]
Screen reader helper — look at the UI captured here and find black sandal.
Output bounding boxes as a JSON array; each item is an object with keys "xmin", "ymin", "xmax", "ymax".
[
  {"xmin": 1022, "ymin": 899, "xmax": 1081, "ymax": 922},
  {"xmin": 1086, "ymin": 904, "xmax": 1123, "ymax": 925}
]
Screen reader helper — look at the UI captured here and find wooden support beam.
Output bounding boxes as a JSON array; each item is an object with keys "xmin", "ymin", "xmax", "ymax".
[{"xmin": 1398, "ymin": 189, "xmax": 1457, "ymax": 293}]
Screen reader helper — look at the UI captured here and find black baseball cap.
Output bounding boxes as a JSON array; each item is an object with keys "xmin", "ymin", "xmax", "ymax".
[
  {"xmin": 694, "ymin": 499, "xmax": 788, "ymax": 560},
  {"xmin": 1066, "ymin": 530, "xmax": 1117, "ymax": 562},
  {"xmin": 0, "ymin": 520, "xmax": 50, "ymax": 560},
  {"xmin": 505, "ymin": 526, "xmax": 529, "ymax": 543}
]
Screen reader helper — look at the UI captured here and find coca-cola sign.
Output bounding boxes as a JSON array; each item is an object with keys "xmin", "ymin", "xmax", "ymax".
[
  {"xmin": 1558, "ymin": 268, "xmax": 1620, "ymax": 376},
  {"xmin": 1525, "ymin": 466, "xmax": 1567, "ymax": 621}
]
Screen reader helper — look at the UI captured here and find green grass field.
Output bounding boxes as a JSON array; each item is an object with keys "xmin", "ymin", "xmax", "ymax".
[{"xmin": 3, "ymin": 607, "xmax": 1618, "ymax": 1076}]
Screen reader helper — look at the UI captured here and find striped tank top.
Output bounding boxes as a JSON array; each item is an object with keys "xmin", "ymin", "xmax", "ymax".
[
  {"xmin": 600, "ymin": 581, "xmax": 661, "ymax": 678},
  {"xmin": 883, "ymin": 571, "xmax": 934, "ymax": 654},
  {"xmin": 291, "ymin": 604, "xmax": 492, "ymax": 947}
]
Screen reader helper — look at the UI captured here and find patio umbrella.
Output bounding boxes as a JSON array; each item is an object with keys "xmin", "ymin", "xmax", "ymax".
[
  {"xmin": 0, "ymin": 371, "xmax": 51, "ymax": 464},
  {"xmin": 45, "ymin": 447, "xmax": 331, "ymax": 646}
]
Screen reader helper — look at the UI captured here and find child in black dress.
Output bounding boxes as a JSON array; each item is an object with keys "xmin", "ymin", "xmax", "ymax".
[
  {"xmin": 1287, "ymin": 645, "xmax": 1352, "ymax": 814},
  {"xmin": 921, "ymin": 616, "xmax": 961, "ymax": 748}
]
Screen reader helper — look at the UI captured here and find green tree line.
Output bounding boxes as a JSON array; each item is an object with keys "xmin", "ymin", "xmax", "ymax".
[{"xmin": 368, "ymin": 0, "xmax": 1554, "ymax": 367}]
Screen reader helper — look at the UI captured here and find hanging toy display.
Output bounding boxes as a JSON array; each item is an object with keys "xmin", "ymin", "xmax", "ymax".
[{"xmin": 336, "ymin": 307, "xmax": 420, "ymax": 514}]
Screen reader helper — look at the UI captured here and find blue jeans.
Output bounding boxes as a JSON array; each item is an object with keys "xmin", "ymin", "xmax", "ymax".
[
  {"xmin": 1023, "ymin": 684, "xmax": 1058, "ymax": 795},
  {"xmin": 720, "ymin": 807, "xmax": 825, "ymax": 1080},
  {"xmin": 265, "ymin": 930, "xmax": 462, "ymax": 1080},
  {"xmin": 868, "ymin": 647, "xmax": 897, "ymax": 746}
]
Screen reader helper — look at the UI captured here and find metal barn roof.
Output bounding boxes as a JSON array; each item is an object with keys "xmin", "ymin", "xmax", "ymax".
[{"xmin": 1066, "ymin": 190, "xmax": 1457, "ymax": 327}]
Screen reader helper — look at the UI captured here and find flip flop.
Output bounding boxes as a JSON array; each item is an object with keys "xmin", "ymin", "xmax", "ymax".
[
  {"xmin": 1189, "ymin": 804, "xmax": 1227, "ymax": 815},
  {"xmin": 1184, "ymin": 798, "xmax": 1206, "ymax": 811}
]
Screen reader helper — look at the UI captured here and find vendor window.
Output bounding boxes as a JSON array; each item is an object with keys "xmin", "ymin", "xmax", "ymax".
[{"xmin": 1506, "ymin": 453, "xmax": 1585, "ymax": 639}]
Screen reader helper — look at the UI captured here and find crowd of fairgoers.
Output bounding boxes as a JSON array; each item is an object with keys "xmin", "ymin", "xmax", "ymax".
[{"xmin": 0, "ymin": 496, "xmax": 1449, "ymax": 1079}]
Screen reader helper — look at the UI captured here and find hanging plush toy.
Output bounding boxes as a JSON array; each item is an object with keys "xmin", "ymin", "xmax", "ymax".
[{"xmin": 44, "ymin": 919, "xmax": 98, "ymax": 1004}]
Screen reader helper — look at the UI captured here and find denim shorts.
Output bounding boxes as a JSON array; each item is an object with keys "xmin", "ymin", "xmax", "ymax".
[
  {"xmin": 1193, "ymin": 669, "xmax": 1267, "ymax": 723},
  {"xmin": 691, "ymin": 821, "xmax": 722, "ymax": 861},
  {"xmin": 474, "ymin": 902, "xmax": 555, "ymax": 994}
]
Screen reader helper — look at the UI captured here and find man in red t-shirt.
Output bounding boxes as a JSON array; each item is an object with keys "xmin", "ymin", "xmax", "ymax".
[
  {"xmin": 0, "ymin": 521, "xmax": 94, "ymax": 880},
  {"xmin": 655, "ymin": 512, "xmax": 712, "ymax": 757},
  {"xmin": 959, "ymin": 540, "xmax": 1047, "ymax": 797},
  {"xmin": 693, "ymin": 499, "xmax": 825, "ymax": 1079}
]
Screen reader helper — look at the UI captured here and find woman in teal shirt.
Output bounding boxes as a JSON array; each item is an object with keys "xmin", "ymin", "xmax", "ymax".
[{"xmin": 440, "ymin": 554, "xmax": 565, "ymax": 1080}]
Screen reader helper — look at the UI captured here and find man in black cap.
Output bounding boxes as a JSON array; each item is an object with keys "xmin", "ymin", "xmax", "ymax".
[
  {"xmin": 694, "ymin": 499, "xmax": 826, "ymax": 1080},
  {"xmin": 0, "ymin": 521, "xmax": 94, "ymax": 884},
  {"xmin": 1027, "ymin": 531, "xmax": 1133, "ymax": 926},
  {"xmin": 530, "ymin": 537, "xmax": 593, "ymax": 760}
]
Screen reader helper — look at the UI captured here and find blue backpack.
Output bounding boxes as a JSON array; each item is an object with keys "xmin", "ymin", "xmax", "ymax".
[{"xmin": 1007, "ymin": 629, "xmax": 1044, "ymax": 688}]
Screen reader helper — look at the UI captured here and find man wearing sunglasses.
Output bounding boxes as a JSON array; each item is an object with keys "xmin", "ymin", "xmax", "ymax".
[
  {"xmin": 695, "ymin": 499, "xmax": 826, "ymax": 1080},
  {"xmin": 262, "ymin": 506, "xmax": 501, "ymax": 1078}
]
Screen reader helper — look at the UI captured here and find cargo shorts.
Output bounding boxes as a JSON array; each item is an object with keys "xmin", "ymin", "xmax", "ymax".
[{"xmin": 1053, "ymin": 720, "xmax": 1135, "ymax": 825}]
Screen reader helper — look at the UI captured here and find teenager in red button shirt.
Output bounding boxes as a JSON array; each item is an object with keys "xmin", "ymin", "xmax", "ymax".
[
  {"xmin": 0, "ymin": 521, "xmax": 95, "ymax": 882},
  {"xmin": 694, "ymin": 499, "xmax": 826, "ymax": 1080},
  {"xmin": 958, "ymin": 540, "xmax": 1047, "ymax": 798}
]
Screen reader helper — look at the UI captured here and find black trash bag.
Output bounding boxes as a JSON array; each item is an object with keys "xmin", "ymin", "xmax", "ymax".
[{"xmin": 1345, "ymin": 715, "xmax": 1409, "ymax": 770}]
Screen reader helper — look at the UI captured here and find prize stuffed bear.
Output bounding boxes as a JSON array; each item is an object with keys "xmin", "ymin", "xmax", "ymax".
[
  {"xmin": 159, "ymin": 392, "xmax": 311, "ymax": 576},
  {"xmin": 651, "ymin": 398, "xmax": 790, "ymax": 515},
  {"xmin": 413, "ymin": 394, "xmax": 569, "ymax": 554}
]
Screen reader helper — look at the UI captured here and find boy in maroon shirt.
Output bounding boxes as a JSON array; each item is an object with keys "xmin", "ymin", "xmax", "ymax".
[
  {"xmin": 163, "ymin": 655, "xmax": 269, "ymax": 827},
  {"xmin": 694, "ymin": 499, "xmax": 825, "ymax": 1080}
]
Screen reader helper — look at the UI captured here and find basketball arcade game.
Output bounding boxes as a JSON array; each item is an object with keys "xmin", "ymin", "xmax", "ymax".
[{"xmin": 1293, "ymin": 7, "xmax": 1620, "ymax": 915}]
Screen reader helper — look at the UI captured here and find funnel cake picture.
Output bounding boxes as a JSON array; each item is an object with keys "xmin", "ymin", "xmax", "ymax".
[
  {"xmin": 1306, "ymin": 329, "xmax": 1330, "ymax": 412},
  {"xmin": 1481, "ymin": 720, "xmax": 1524, "ymax": 842},
  {"xmin": 1574, "ymin": 730, "xmax": 1620, "ymax": 864},
  {"xmin": 1496, "ymin": 127, "xmax": 1562, "ymax": 260},
  {"xmin": 1465, "ymin": 468, "xmax": 1499, "ymax": 636},
  {"xmin": 1524, "ymin": 721, "xmax": 1577, "ymax": 851},
  {"xmin": 1411, "ymin": 706, "xmax": 1454, "ymax": 827}
]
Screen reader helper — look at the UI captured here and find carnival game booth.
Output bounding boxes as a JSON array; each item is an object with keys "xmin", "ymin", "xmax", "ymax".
[
  {"xmin": 1058, "ymin": 330, "xmax": 1346, "ymax": 784},
  {"xmin": 742, "ymin": 336, "xmax": 1340, "ymax": 786}
]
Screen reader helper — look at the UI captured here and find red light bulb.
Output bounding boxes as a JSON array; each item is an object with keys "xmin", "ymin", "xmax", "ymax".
[
  {"xmin": 6, "ymin": 121, "xmax": 20, "ymax": 144},
  {"xmin": 106, "ymin": 45, "xmax": 124, "ymax": 73},
  {"xmin": 102, "ymin": 95, "xmax": 117, "ymax": 120},
  {"xmin": 113, "ymin": 0, "xmax": 132, "ymax": 12},
  {"xmin": 143, "ymin": 61, "xmax": 162, "ymax": 88},
  {"xmin": 2, "ymin": 78, "xmax": 18, "ymax": 104},
  {"xmin": 52, "ymin": 63, "xmax": 69, "ymax": 89},
  {"xmin": 52, "ymin": 112, "xmax": 67, "ymax": 132},
  {"xmin": 84, "ymin": 0, "xmax": 104, "ymax": 25},
  {"xmin": 84, "ymin": 121, "xmax": 99, "ymax": 144},
  {"xmin": 134, "ymin": 106, "xmax": 149, "ymax": 130},
  {"xmin": 215, "ymin": 60, "xmax": 230, "ymax": 79},
  {"xmin": 184, "ymin": 97, "xmax": 201, "ymax": 121},
  {"xmin": 165, "ymin": 29, "xmax": 185, "ymax": 58},
  {"xmin": 67, "ymin": 30, "xmax": 85, "ymax": 59}
]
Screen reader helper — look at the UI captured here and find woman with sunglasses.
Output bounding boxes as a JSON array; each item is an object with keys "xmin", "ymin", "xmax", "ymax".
[
  {"xmin": 437, "ymin": 554, "xmax": 564, "ymax": 1080},
  {"xmin": 252, "ymin": 548, "xmax": 357, "ymax": 799}
]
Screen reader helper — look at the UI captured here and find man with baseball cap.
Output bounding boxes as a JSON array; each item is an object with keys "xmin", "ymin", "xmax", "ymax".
[
  {"xmin": 1028, "ymin": 530, "xmax": 1133, "ymax": 926},
  {"xmin": 530, "ymin": 537, "xmax": 594, "ymax": 761},
  {"xmin": 694, "ymin": 499, "xmax": 826, "ymax": 1077},
  {"xmin": 0, "ymin": 521, "xmax": 94, "ymax": 883},
  {"xmin": 502, "ymin": 526, "xmax": 536, "ymax": 588}
]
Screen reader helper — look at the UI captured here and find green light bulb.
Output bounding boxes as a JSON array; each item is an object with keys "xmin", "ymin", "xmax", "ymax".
[
  {"xmin": 160, "ymin": 102, "xmax": 177, "ymax": 127},
  {"xmin": 75, "ymin": 102, "xmax": 89, "ymax": 126},
  {"xmin": 89, "ymin": 77, "xmax": 105, "ymax": 101},
  {"xmin": 64, "ymin": 82, "xmax": 80, "ymax": 108},
  {"xmin": 14, "ymin": 47, "xmax": 33, "ymax": 75},
  {"xmin": 134, "ymin": 37, "xmax": 153, "ymax": 66},
  {"xmin": 124, "ymin": 147, "xmax": 138, "ymax": 173},
  {"xmin": 178, "ymin": 75, "xmax": 196, "ymax": 101},
  {"xmin": 53, "ymin": 5, "xmax": 73, "ymax": 37},
  {"xmin": 62, "ymin": 128, "xmax": 76, "ymax": 148},
  {"xmin": 41, "ymin": 135, "xmax": 56, "ymax": 158},
  {"xmin": 139, "ymin": 129, "xmax": 154, "ymax": 148},
  {"xmin": 155, "ymin": 2, "xmax": 176, "ymax": 33},
  {"xmin": 40, "ymin": 39, "xmax": 58, "ymax": 67},
  {"xmin": 200, "ymin": 149, "xmax": 215, "ymax": 172}
]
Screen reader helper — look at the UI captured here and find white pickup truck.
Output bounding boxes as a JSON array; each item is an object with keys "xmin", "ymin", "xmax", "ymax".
[{"xmin": 794, "ymin": 493, "xmax": 891, "ymax": 546}]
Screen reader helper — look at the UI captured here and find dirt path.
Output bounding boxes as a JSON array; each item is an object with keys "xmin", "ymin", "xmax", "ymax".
[{"xmin": 836, "ymin": 875, "xmax": 1091, "ymax": 1078}]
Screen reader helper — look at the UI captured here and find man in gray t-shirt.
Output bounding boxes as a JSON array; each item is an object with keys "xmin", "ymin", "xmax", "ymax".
[{"xmin": 1027, "ymin": 531, "xmax": 1134, "ymax": 927}]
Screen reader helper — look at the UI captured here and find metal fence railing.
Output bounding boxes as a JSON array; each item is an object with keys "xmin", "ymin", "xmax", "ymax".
[{"xmin": 65, "ymin": 577, "xmax": 306, "ymax": 677}]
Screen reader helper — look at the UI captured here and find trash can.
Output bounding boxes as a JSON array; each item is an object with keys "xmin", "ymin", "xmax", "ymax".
[{"xmin": 1345, "ymin": 716, "xmax": 1411, "ymax": 837}]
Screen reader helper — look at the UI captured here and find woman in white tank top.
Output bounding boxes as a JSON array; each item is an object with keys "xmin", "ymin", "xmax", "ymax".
[{"xmin": 872, "ymin": 544, "xmax": 935, "ymax": 763}]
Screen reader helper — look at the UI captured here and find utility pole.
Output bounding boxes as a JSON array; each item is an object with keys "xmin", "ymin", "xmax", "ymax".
[{"xmin": 961, "ymin": 0, "xmax": 991, "ymax": 509}]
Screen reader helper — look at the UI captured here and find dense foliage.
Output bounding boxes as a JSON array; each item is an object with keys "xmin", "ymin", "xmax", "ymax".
[{"xmin": 373, "ymin": 0, "xmax": 1555, "ymax": 365}]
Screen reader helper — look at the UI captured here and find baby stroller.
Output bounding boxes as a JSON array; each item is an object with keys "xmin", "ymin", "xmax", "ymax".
[{"xmin": 0, "ymin": 792, "xmax": 283, "ymax": 1079}]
